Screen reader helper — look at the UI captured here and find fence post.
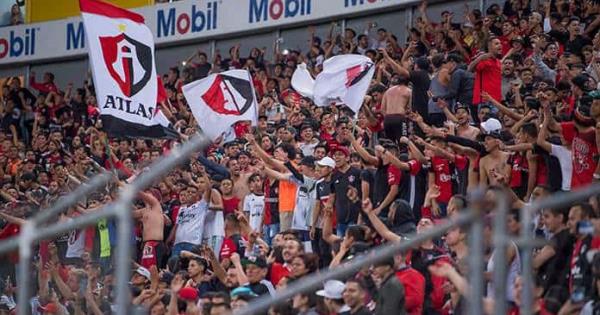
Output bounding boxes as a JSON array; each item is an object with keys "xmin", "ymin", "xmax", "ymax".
[
  {"xmin": 467, "ymin": 189, "xmax": 485, "ymax": 315},
  {"xmin": 17, "ymin": 221, "xmax": 34, "ymax": 315},
  {"xmin": 113, "ymin": 188, "xmax": 135, "ymax": 315},
  {"xmin": 493, "ymin": 191, "xmax": 509, "ymax": 315}
]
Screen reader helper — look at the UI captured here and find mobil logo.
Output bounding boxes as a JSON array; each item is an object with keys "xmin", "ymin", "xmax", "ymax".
[
  {"xmin": 0, "ymin": 28, "xmax": 37, "ymax": 59},
  {"xmin": 344, "ymin": 0, "xmax": 387, "ymax": 7},
  {"xmin": 249, "ymin": 0, "xmax": 311, "ymax": 23},
  {"xmin": 157, "ymin": 1, "xmax": 218, "ymax": 38}
]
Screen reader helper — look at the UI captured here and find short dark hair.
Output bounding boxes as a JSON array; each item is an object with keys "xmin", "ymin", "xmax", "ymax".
[
  {"xmin": 546, "ymin": 207, "xmax": 569, "ymax": 223},
  {"xmin": 572, "ymin": 202, "xmax": 594, "ymax": 219},
  {"xmin": 276, "ymin": 143, "xmax": 296, "ymax": 160},
  {"xmin": 520, "ymin": 122, "xmax": 538, "ymax": 138}
]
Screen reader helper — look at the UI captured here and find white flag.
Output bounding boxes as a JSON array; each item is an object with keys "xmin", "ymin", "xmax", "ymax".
[
  {"xmin": 182, "ymin": 70, "xmax": 258, "ymax": 140},
  {"xmin": 80, "ymin": 0, "xmax": 176, "ymax": 139},
  {"xmin": 291, "ymin": 63, "xmax": 315, "ymax": 99},
  {"xmin": 292, "ymin": 54, "xmax": 375, "ymax": 113}
]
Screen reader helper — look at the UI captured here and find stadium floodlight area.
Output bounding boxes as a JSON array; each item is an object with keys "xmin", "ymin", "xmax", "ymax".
[{"xmin": 1, "ymin": 131, "xmax": 600, "ymax": 314}]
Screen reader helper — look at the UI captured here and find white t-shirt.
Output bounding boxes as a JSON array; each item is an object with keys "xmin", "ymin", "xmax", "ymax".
[
  {"xmin": 175, "ymin": 200, "xmax": 208, "ymax": 245},
  {"xmin": 289, "ymin": 175, "xmax": 318, "ymax": 231},
  {"xmin": 66, "ymin": 219, "xmax": 85, "ymax": 259},
  {"xmin": 203, "ymin": 210, "xmax": 225, "ymax": 239},
  {"xmin": 243, "ymin": 193, "xmax": 265, "ymax": 232},
  {"xmin": 550, "ymin": 144, "xmax": 573, "ymax": 191}
]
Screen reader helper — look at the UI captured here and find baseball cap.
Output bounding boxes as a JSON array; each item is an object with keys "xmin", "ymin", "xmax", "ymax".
[
  {"xmin": 480, "ymin": 118, "xmax": 502, "ymax": 133},
  {"xmin": 231, "ymin": 287, "xmax": 258, "ymax": 298},
  {"xmin": 242, "ymin": 256, "xmax": 268, "ymax": 269},
  {"xmin": 22, "ymin": 172, "xmax": 36, "ymax": 181},
  {"xmin": 316, "ymin": 157, "xmax": 336, "ymax": 168},
  {"xmin": 178, "ymin": 287, "xmax": 199, "ymax": 301},
  {"xmin": 331, "ymin": 146, "xmax": 350, "ymax": 157},
  {"xmin": 134, "ymin": 267, "xmax": 151, "ymax": 280},
  {"xmin": 484, "ymin": 130, "xmax": 503, "ymax": 139},
  {"xmin": 316, "ymin": 280, "xmax": 345, "ymax": 299}
]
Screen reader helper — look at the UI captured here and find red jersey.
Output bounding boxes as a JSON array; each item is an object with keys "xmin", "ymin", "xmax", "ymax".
[
  {"xmin": 431, "ymin": 156, "xmax": 454, "ymax": 204},
  {"xmin": 473, "ymin": 57, "xmax": 502, "ymax": 104},
  {"xmin": 395, "ymin": 267, "xmax": 425, "ymax": 315},
  {"xmin": 270, "ymin": 262, "xmax": 290, "ymax": 287},
  {"xmin": 561, "ymin": 122, "xmax": 597, "ymax": 188},
  {"xmin": 222, "ymin": 196, "xmax": 240, "ymax": 216}
]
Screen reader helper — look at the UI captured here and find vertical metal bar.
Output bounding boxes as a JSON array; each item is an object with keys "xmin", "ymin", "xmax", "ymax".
[
  {"xmin": 209, "ymin": 39, "xmax": 216, "ymax": 61},
  {"xmin": 468, "ymin": 217, "xmax": 484, "ymax": 315},
  {"xmin": 520, "ymin": 204, "xmax": 534, "ymax": 315},
  {"xmin": 493, "ymin": 192, "xmax": 509, "ymax": 315},
  {"xmin": 17, "ymin": 222, "xmax": 34, "ymax": 315},
  {"xmin": 113, "ymin": 189, "xmax": 134, "ymax": 315}
]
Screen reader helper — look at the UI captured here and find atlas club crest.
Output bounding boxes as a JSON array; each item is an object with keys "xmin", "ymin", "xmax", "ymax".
[
  {"xmin": 201, "ymin": 74, "xmax": 254, "ymax": 116},
  {"xmin": 345, "ymin": 62, "xmax": 374, "ymax": 88},
  {"xmin": 100, "ymin": 33, "xmax": 152, "ymax": 97}
]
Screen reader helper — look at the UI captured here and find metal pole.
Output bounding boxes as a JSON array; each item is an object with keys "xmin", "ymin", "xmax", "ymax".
[
  {"xmin": 467, "ymin": 188, "xmax": 486, "ymax": 315},
  {"xmin": 493, "ymin": 191, "xmax": 509, "ymax": 315},
  {"xmin": 520, "ymin": 203, "xmax": 535, "ymax": 315},
  {"xmin": 238, "ymin": 210, "xmax": 477, "ymax": 315},
  {"xmin": 113, "ymin": 189, "xmax": 134, "ymax": 315},
  {"xmin": 16, "ymin": 222, "xmax": 34, "ymax": 315},
  {"xmin": 468, "ymin": 214, "xmax": 484, "ymax": 315}
]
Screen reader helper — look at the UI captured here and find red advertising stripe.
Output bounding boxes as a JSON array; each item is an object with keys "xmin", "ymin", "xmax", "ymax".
[{"xmin": 79, "ymin": 0, "xmax": 145, "ymax": 23}]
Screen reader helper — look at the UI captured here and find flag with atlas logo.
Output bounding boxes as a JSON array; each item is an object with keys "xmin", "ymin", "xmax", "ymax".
[
  {"xmin": 182, "ymin": 70, "xmax": 259, "ymax": 140},
  {"xmin": 80, "ymin": 0, "xmax": 177, "ymax": 139}
]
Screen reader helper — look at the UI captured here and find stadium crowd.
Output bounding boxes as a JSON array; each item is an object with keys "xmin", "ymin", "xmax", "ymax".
[{"xmin": 3, "ymin": 0, "xmax": 600, "ymax": 314}]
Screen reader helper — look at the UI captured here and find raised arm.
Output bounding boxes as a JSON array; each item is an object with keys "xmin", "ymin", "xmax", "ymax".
[
  {"xmin": 361, "ymin": 199, "xmax": 401, "ymax": 242},
  {"xmin": 482, "ymin": 92, "xmax": 523, "ymax": 121},
  {"xmin": 536, "ymin": 106, "xmax": 552, "ymax": 153},
  {"xmin": 349, "ymin": 133, "xmax": 379, "ymax": 166},
  {"xmin": 245, "ymin": 134, "xmax": 287, "ymax": 172}
]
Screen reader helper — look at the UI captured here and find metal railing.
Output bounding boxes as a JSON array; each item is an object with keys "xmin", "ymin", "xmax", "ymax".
[
  {"xmin": 239, "ymin": 185, "xmax": 600, "ymax": 315},
  {"xmin": 2, "ymin": 135, "xmax": 600, "ymax": 314},
  {"xmin": 0, "ymin": 133, "xmax": 209, "ymax": 315}
]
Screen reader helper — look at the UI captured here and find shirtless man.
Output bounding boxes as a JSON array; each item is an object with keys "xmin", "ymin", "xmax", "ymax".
[
  {"xmin": 479, "ymin": 132, "xmax": 510, "ymax": 186},
  {"xmin": 226, "ymin": 158, "xmax": 251, "ymax": 200},
  {"xmin": 381, "ymin": 75, "xmax": 412, "ymax": 142},
  {"xmin": 135, "ymin": 191, "xmax": 166, "ymax": 269},
  {"xmin": 455, "ymin": 105, "xmax": 480, "ymax": 140}
]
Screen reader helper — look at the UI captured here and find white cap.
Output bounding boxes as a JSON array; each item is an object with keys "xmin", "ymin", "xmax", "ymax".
[
  {"xmin": 480, "ymin": 118, "xmax": 502, "ymax": 133},
  {"xmin": 316, "ymin": 157, "xmax": 336, "ymax": 169},
  {"xmin": 316, "ymin": 280, "xmax": 345, "ymax": 299},
  {"xmin": 135, "ymin": 267, "xmax": 151, "ymax": 280}
]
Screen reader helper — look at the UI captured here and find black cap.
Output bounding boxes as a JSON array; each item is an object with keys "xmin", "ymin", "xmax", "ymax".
[
  {"xmin": 242, "ymin": 256, "xmax": 268, "ymax": 269},
  {"xmin": 300, "ymin": 156, "xmax": 316, "ymax": 167},
  {"xmin": 22, "ymin": 173, "xmax": 36, "ymax": 181}
]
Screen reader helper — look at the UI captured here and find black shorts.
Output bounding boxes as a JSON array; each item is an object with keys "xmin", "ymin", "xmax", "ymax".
[{"xmin": 383, "ymin": 114, "xmax": 410, "ymax": 141}]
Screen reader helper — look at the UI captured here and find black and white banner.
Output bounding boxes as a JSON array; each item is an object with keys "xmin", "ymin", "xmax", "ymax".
[
  {"xmin": 182, "ymin": 70, "xmax": 258, "ymax": 140},
  {"xmin": 80, "ymin": 0, "xmax": 176, "ymax": 139},
  {"xmin": 292, "ymin": 54, "xmax": 375, "ymax": 113}
]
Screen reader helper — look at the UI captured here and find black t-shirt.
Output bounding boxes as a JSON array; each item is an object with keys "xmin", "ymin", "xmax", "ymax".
[
  {"xmin": 409, "ymin": 70, "xmax": 431, "ymax": 117},
  {"xmin": 330, "ymin": 166, "xmax": 362, "ymax": 224},
  {"xmin": 360, "ymin": 168, "xmax": 376, "ymax": 202},
  {"xmin": 341, "ymin": 306, "xmax": 373, "ymax": 315},
  {"xmin": 566, "ymin": 35, "xmax": 592, "ymax": 54},
  {"xmin": 540, "ymin": 228, "xmax": 575, "ymax": 289},
  {"xmin": 247, "ymin": 282, "xmax": 270, "ymax": 296}
]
